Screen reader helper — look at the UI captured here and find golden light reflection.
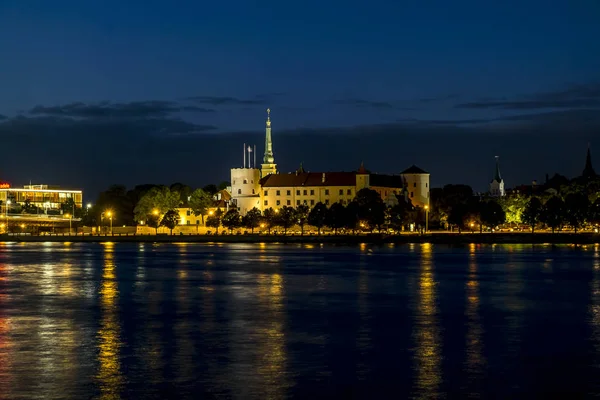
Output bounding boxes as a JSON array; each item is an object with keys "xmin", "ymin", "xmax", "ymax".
[
  {"xmin": 413, "ymin": 243, "xmax": 441, "ymax": 396},
  {"xmin": 96, "ymin": 243, "xmax": 123, "ymax": 399},
  {"xmin": 356, "ymin": 260, "xmax": 371, "ymax": 380},
  {"xmin": 256, "ymin": 272, "xmax": 287, "ymax": 399},
  {"xmin": 590, "ymin": 244, "xmax": 600, "ymax": 361},
  {"xmin": 0, "ymin": 262, "xmax": 11, "ymax": 394},
  {"xmin": 175, "ymin": 244, "xmax": 194, "ymax": 384},
  {"xmin": 464, "ymin": 243, "xmax": 485, "ymax": 388}
]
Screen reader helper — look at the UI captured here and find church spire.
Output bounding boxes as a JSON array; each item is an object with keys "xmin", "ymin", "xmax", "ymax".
[
  {"xmin": 582, "ymin": 143, "xmax": 596, "ymax": 178},
  {"xmin": 494, "ymin": 156, "xmax": 502, "ymax": 182},
  {"xmin": 263, "ymin": 108, "xmax": 274, "ymax": 164}
]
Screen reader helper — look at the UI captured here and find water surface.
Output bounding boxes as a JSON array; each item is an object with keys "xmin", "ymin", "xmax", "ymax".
[{"xmin": 0, "ymin": 242, "xmax": 599, "ymax": 398}]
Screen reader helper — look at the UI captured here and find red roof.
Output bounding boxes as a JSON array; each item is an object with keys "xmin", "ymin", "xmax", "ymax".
[{"xmin": 260, "ymin": 171, "xmax": 404, "ymax": 189}]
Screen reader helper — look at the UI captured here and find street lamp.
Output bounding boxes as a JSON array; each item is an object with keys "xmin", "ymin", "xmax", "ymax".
[
  {"xmin": 424, "ymin": 204, "xmax": 429, "ymax": 233},
  {"xmin": 106, "ymin": 211, "xmax": 113, "ymax": 235},
  {"xmin": 5, "ymin": 200, "xmax": 11, "ymax": 234},
  {"xmin": 65, "ymin": 213, "xmax": 72, "ymax": 234}
]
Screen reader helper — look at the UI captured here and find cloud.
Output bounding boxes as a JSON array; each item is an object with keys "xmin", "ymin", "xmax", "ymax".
[
  {"xmin": 0, "ymin": 114, "xmax": 7, "ymax": 120},
  {"xmin": 186, "ymin": 96, "xmax": 268, "ymax": 106},
  {"xmin": 29, "ymin": 101, "xmax": 214, "ymax": 119},
  {"xmin": 456, "ymin": 82, "xmax": 600, "ymax": 110},
  {"xmin": 332, "ymin": 98, "xmax": 415, "ymax": 110}
]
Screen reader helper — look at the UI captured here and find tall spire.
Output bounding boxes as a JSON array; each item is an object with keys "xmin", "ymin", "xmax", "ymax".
[
  {"xmin": 583, "ymin": 143, "xmax": 596, "ymax": 178},
  {"xmin": 494, "ymin": 156, "xmax": 502, "ymax": 182},
  {"xmin": 263, "ymin": 108, "xmax": 275, "ymax": 164}
]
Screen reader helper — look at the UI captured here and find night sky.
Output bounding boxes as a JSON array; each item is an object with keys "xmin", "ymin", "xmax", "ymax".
[{"xmin": 1, "ymin": 1, "xmax": 599, "ymax": 199}]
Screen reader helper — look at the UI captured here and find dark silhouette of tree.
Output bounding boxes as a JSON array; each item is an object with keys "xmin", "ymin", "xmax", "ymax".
[
  {"xmin": 170, "ymin": 183, "xmax": 193, "ymax": 206},
  {"xmin": 188, "ymin": 188, "xmax": 212, "ymax": 224},
  {"xmin": 262, "ymin": 208, "xmax": 276, "ymax": 234},
  {"xmin": 308, "ymin": 202, "xmax": 328, "ymax": 234},
  {"xmin": 480, "ymin": 200, "xmax": 506, "ymax": 232},
  {"xmin": 96, "ymin": 184, "xmax": 136, "ymax": 226},
  {"xmin": 564, "ymin": 192, "xmax": 589, "ymax": 233},
  {"xmin": 389, "ymin": 199, "xmax": 414, "ymax": 232},
  {"xmin": 242, "ymin": 207, "xmax": 262, "ymax": 233},
  {"xmin": 222, "ymin": 209, "xmax": 241, "ymax": 232},
  {"xmin": 202, "ymin": 184, "xmax": 218, "ymax": 196},
  {"xmin": 217, "ymin": 181, "xmax": 231, "ymax": 191},
  {"xmin": 355, "ymin": 188, "xmax": 385, "ymax": 231},
  {"xmin": 160, "ymin": 210, "xmax": 180, "ymax": 235},
  {"xmin": 448, "ymin": 203, "xmax": 469, "ymax": 233},
  {"xmin": 540, "ymin": 196, "xmax": 565, "ymax": 233},
  {"xmin": 205, "ymin": 208, "xmax": 223, "ymax": 233},
  {"xmin": 327, "ymin": 202, "xmax": 346, "ymax": 234},
  {"xmin": 522, "ymin": 197, "xmax": 543, "ymax": 233},
  {"xmin": 147, "ymin": 213, "xmax": 161, "ymax": 234},
  {"xmin": 465, "ymin": 199, "xmax": 483, "ymax": 233},
  {"xmin": 296, "ymin": 204, "xmax": 310, "ymax": 235},
  {"xmin": 275, "ymin": 206, "xmax": 297, "ymax": 234},
  {"xmin": 590, "ymin": 198, "xmax": 600, "ymax": 230},
  {"xmin": 345, "ymin": 201, "xmax": 360, "ymax": 233}
]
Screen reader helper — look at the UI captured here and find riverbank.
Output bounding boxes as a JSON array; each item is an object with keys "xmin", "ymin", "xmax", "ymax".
[{"xmin": 2, "ymin": 232, "xmax": 600, "ymax": 244}]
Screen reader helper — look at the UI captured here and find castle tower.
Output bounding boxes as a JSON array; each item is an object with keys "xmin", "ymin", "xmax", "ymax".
[
  {"xmin": 261, "ymin": 108, "xmax": 277, "ymax": 177},
  {"xmin": 489, "ymin": 156, "xmax": 505, "ymax": 197},
  {"xmin": 230, "ymin": 143, "xmax": 261, "ymax": 215},
  {"xmin": 582, "ymin": 143, "xmax": 596, "ymax": 178},
  {"xmin": 400, "ymin": 165, "xmax": 430, "ymax": 208},
  {"xmin": 355, "ymin": 162, "xmax": 370, "ymax": 191}
]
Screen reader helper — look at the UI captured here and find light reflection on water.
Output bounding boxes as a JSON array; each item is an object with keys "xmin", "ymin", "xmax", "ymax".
[{"xmin": 0, "ymin": 243, "xmax": 597, "ymax": 397}]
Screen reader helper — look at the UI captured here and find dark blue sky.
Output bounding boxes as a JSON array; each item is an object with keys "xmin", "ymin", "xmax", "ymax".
[{"xmin": 1, "ymin": 0, "xmax": 599, "ymax": 198}]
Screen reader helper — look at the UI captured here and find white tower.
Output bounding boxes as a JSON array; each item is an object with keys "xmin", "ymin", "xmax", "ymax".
[
  {"xmin": 489, "ymin": 156, "xmax": 505, "ymax": 197},
  {"xmin": 261, "ymin": 108, "xmax": 277, "ymax": 177},
  {"xmin": 231, "ymin": 143, "xmax": 261, "ymax": 215},
  {"xmin": 400, "ymin": 165, "xmax": 430, "ymax": 208}
]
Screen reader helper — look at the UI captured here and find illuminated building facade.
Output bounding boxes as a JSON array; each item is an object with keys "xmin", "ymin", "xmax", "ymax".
[
  {"xmin": 229, "ymin": 109, "xmax": 431, "ymax": 215},
  {"xmin": 0, "ymin": 183, "xmax": 83, "ymax": 216}
]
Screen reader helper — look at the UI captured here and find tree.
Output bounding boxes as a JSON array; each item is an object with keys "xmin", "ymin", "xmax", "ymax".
[
  {"xmin": 242, "ymin": 207, "xmax": 262, "ymax": 233},
  {"xmin": 147, "ymin": 213, "xmax": 161, "ymax": 234},
  {"xmin": 222, "ymin": 209, "xmax": 241, "ymax": 232},
  {"xmin": 540, "ymin": 196, "xmax": 565, "ymax": 233},
  {"xmin": 276, "ymin": 206, "xmax": 297, "ymax": 234},
  {"xmin": 564, "ymin": 192, "xmax": 589, "ymax": 233},
  {"xmin": 345, "ymin": 201, "xmax": 361, "ymax": 233},
  {"xmin": 217, "ymin": 181, "xmax": 231, "ymax": 191},
  {"xmin": 61, "ymin": 197, "xmax": 78, "ymax": 217},
  {"xmin": 589, "ymin": 198, "xmax": 600, "ymax": 229},
  {"xmin": 202, "ymin": 184, "xmax": 218, "ymax": 196},
  {"xmin": 133, "ymin": 186, "xmax": 181, "ymax": 224},
  {"xmin": 389, "ymin": 199, "xmax": 414, "ymax": 232},
  {"xmin": 96, "ymin": 184, "xmax": 136, "ymax": 226},
  {"xmin": 522, "ymin": 197, "xmax": 543, "ymax": 233},
  {"xmin": 296, "ymin": 204, "xmax": 310, "ymax": 235},
  {"xmin": 160, "ymin": 210, "xmax": 180, "ymax": 235},
  {"xmin": 170, "ymin": 183, "xmax": 193, "ymax": 206},
  {"xmin": 498, "ymin": 194, "xmax": 528, "ymax": 225},
  {"xmin": 205, "ymin": 208, "xmax": 223, "ymax": 233},
  {"xmin": 355, "ymin": 188, "xmax": 385, "ymax": 231},
  {"xmin": 448, "ymin": 203, "xmax": 469, "ymax": 233},
  {"xmin": 327, "ymin": 202, "xmax": 347, "ymax": 234},
  {"xmin": 480, "ymin": 200, "xmax": 506, "ymax": 231},
  {"xmin": 308, "ymin": 202, "xmax": 328, "ymax": 234},
  {"xmin": 262, "ymin": 208, "xmax": 276, "ymax": 234},
  {"xmin": 188, "ymin": 188, "xmax": 212, "ymax": 224}
]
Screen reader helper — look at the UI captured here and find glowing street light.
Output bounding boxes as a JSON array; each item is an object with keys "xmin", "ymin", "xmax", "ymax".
[
  {"xmin": 106, "ymin": 211, "xmax": 113, "ymax": 235},
  {"xmin": 424, "ymin": 204, "xmax": 429, "ymax": 233},
  {"xmin": 65, "ymin": 213, "xmax": 72, "ymax": 234}
]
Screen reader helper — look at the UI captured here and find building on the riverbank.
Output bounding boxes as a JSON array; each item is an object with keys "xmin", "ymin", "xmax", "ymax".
[
  {"xmin": 229, "ymin": 109, "xmax": 431, "ymax": 215},
  {"xmin": 489, "ymin": 156, "xmax": 506, "ymax": 197}
]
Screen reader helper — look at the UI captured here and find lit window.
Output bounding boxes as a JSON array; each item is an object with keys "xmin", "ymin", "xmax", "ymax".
[
  {"xmin": 186, "ymin": 210, "xmax": 191, "ymax": 216},
  {"xmin": 264, "ymin": 200, "xmax": 268, "ymax": 206},
  {"xmin": 276, "ymin": 190, "xmax": 280, "ymax": 196},
  {"xmin": 276, "ymin": 200, "xmax": 281, "ymax": 206}
]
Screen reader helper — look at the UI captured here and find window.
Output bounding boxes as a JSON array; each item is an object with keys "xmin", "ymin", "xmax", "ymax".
[
  {"xmin": 410, "ymin": 192, "xmax": 414, "ymax": 198},
  {"xmin": 264, "ymin": 190, "xmax": 268, "ymax": 196},
  {"xmin": 276, "ymin": 190, "xmax": 280, "ymax": 196},
  {"xmin": 287, "ymin": 200, "xmax": 291, "ymax": 205},
  {"xmin": 243, "ymin": 179, "xmax": 247, "ymax": 184},
  {"xmin": 186, "ymin": 210, "xmax": 191, "ymax": 216},
  {"xmin": 303, "ymin": 200, "xmax": 308, "ymax": 205},
  {"xmin": 296, "ymin": 190, "xmax": 300, "ymax": 195},
  {"xmin": 325, "ymin": 199, "xmax": 329, "ymax": 205},
  {"xmin": 325, "ymin": 189, "xmax": 329, "ymax": 195},
  {"xmin": 186, "ymin": 220, "xmax": 190, "ymax": 225},
  {"xmin": 426, "ymin": 183, "xmax": 428, "ymax": 188},
  {"xmin": 251, "ymin": 180, "xmax": 254, "ymax": 184},
  {"xmin": 287, "ymin": 190, "xmax": 291, "ymax": 196},
  {"xmin": 238, "ymin": 189, "xmax": 242, "ymax": 194},
  {"xmin": 296, "ymin": 200, "xmax": 300, "ymax": 205},
  {"xmin": 310, "ymin": 199, "xmax": 315, "ymax": 206},
  {"xmin": 303, "ymin": 190, "xmax": 307, "ymax": 195},
  {"xmin": 276, "ymin": 200, "xmax": 281, "ymax": 206},
  {"xmin": 252, "ymin": 189, "xmax": 255, "ymax": 194},
  {"xmin": 264, "ymin": 200, "xmax": 268, "ymax": 206},
  {"xmin": 414, "ymin": 182, "xmax": 417, "ymax": 187},
  {"xmin": 310, "ymin": 190, "xmax": 314, "ymax": 195},
  {"xmin": 233, "ymin": 180, "xmax": 235, "ymax": 184},
  {"xmin": 339, "ymin": 189, "xmax": 343, "ymax": 195},
  {"xmin": 347, "ymin": 189, "xmax": 352, "ymax": 195},
  {"xmin": 196, "ymin": 220, "xmax": 200, "ymax": 225}
]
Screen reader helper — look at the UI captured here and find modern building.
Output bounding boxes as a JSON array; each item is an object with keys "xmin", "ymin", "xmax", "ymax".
[
  {"xmin": 0, "ymin": 183, "xmax": 83, "ymax": 216},
  {"xmin": 229, "ymin": 109, "xmax": 431, "ymax": 215},
  {"xmin": 489, "ymin": 156, "xmax": 506, "ymax": 197}
]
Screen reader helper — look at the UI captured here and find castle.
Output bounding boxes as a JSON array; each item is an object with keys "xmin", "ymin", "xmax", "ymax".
[{"xmin": 229, "ymin": 109, "xmax": 430, "ymax": 215}]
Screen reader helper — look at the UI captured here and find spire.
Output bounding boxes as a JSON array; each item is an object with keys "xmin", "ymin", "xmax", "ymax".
[
  {"xmin": 357, "ymin": 162, "xmax": 368, "ymax": 174},
  {"xmin": 297, "ymin": 162, "xmax": 305, "ymax": 174},
  {"xmin": 263, "ymin": 108, "xmax": 275, "ymax": 164},
  {"xmin": 583, "ymin": 143, "xmax": 596, "ymax": 178},
  {"xmin": 494, "ymin": 156, "xmax": 502, "ymax": 182}
]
